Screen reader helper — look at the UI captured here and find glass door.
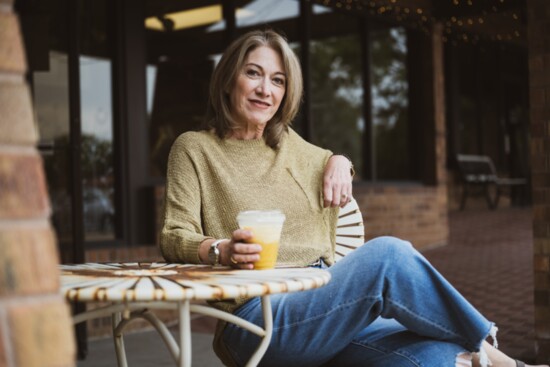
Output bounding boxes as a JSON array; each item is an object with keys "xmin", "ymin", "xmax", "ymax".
[
  {"xmin": 79, "ymin": 0, "xmax": 116, "ymax": 242},
  {"xmin": 20, "ymin": 0, "xmax": 118, "ymax": 260},
  {"xmin": 19, "ymin": 0, "xmax": 78, "ymax": 263}
]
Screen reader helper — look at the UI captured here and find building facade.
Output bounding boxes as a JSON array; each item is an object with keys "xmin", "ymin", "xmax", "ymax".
[{"xmin": 1, "ymin": 0, "xmax": 547, "ymax": 364}]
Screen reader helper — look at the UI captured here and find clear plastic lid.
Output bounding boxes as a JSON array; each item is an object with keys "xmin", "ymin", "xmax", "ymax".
[{"xmin": 237, "ymin": 210, "xmax": 286, "ymax": 225}]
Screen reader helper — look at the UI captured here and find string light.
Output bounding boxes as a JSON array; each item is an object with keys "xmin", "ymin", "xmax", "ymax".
[{"xmin": 311, "ymin": 0, "xmax": 523, "ymax": 46}]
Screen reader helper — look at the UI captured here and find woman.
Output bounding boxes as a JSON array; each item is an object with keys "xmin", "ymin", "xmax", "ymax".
[{"xmin": 160, "ymin": 29, "xmax": 545, "ymax": 367}]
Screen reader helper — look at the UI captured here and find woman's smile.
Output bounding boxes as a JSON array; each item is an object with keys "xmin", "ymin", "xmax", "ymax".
[{"xmin": 249, "ymin": 98, "xmax": 271, "ymax": 108}]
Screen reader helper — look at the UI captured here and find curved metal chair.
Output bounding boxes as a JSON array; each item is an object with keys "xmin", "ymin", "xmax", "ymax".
[{"xmin": 335, "ymin": 198, "xmax": 365, "ymax": 262}]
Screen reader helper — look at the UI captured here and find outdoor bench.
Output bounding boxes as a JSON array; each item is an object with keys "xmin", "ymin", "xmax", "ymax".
[{"xmin": 456, "ymin": 154, "xmax": 527, "ymax": 210}]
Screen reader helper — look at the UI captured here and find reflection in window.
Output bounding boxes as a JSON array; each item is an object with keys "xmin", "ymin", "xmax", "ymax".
[
  {"xmin": 310, "ymin": 34, "xmax": 364, "ymax": 178},
  {"xmin": 310, "ymin": 26, "xmax": 409, "ymax": 181},
  {"xmin": 34, "ymin": 51, "xmax": 73, "ymax": 244},
  {"xmin": 371, "ymin": 27, "xmax": 409, "ymax": 181},
  {"xmin": 146, "ymin": 0, "xmax": 216, "ymax": 177},
  {"xmin": 80, "ymin": 55, "xmax": 115, "ymax": 240}
]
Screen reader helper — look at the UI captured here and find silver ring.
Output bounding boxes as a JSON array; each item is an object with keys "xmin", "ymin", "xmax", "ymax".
[{"xmin": 230, "ymin": 256, "xmax": 239, "ymax": 265}]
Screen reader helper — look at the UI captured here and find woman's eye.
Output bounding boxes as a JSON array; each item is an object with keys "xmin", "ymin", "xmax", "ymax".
[
  {"xmin": 246, "ymin": 69, "xmax": 260, "ymax": 77},
  {"xmin": 273, "ymin": 77, "xmax": 285, "ymax": 86}
]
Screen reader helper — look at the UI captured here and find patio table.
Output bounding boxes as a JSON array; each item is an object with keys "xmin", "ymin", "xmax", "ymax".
[{"xmin": 59, "ymin": 262, "xmax": 331, "ymax": 367}]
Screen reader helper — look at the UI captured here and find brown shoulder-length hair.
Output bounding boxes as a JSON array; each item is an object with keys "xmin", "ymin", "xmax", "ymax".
[{"xmin": 204, "ymin": 29, "xmax": 303, "ymax": 149}]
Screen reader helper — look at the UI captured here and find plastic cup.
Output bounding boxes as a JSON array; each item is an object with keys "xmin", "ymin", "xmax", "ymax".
[{"xmin": 236, "ymin": 210, "xmax": 286, "ymax": 270}]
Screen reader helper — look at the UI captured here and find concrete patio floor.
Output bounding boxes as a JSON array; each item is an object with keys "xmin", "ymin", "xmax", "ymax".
[
  {"xmin": 77, "ymin": 329, "xmax": 222, "ymax": 367},
  {"xmin": 78, "ymin": 205, "xmax": 537, "ymax": 366}
]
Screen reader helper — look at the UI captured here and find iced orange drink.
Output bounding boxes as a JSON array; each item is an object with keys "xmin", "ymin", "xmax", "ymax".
[{"xmin": 237, "ymin": 210, "xmax": 286, "ymax": 270}]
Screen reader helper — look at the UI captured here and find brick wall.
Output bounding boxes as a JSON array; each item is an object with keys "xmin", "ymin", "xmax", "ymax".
[
  {"xmin": 85, "ymin": 245, "xmax": 162, "ymax": 263},
  {"xmin": 527, "ymin": 0, "xmax": 550, "ymax": 363},
  {"xmin": 355, "ymin": 184, "xmax": 449, "ymax": 250},
  {"xmin": 0, "ymin": 2, "xmax": 75, "ymax": 367}
]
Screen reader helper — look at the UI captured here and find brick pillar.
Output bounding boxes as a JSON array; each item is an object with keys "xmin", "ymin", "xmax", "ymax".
[
  {"xmin": 527, "ymin": 0, "xmax": 550, "ymax": 363},
  {"xmin": 0, "ymin": 1, "xmax": 75, "ymax": 366}
]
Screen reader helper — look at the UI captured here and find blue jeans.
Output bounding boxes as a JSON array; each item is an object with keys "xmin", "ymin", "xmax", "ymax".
[{"xmin": 222, "ymin": 236, "xmax": 494, "ymax": 367}]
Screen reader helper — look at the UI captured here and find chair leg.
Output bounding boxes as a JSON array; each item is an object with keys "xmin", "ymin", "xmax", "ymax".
[
  {"xmin": 112, "ymin": 312, "xmax": 128, "ymax": 367},
  {"xmin": 493, "ymin": 186, "xmax": 501, "ymax": 209},
  {"xmin": 74, "ymin": 303, "xmax": 88, "ymax": 360},
  {"xmin": 459, "ymin": 183, "xmax": 469, "ymax": 210},
  {"xmin": 486, "ymin": 184, "xmax": 499, "ymax": 210}
]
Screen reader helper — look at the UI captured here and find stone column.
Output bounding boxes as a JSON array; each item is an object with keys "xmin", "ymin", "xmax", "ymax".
[
  {"xmin": 527, "ymin": 0, "xmax": 550, "ymax": 363},
  {"xmin": 0, "ymin": 1, "xmax": 75, "ymax": 366}
]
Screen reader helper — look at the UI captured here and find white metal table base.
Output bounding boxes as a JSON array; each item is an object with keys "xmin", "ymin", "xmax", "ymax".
[{"xmin": 72, "ymin": 295, "xmax": 273, "ymax": 367}]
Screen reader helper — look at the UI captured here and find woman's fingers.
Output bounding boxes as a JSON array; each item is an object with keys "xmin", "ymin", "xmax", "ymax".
[
  {"xmin": 226, "ymin": 229, "xmax": 261, "ymax": 268},
  {"xmin": 231, "ymin": 243, "xmax": 261, "ymax": 263},
  {"xmin": 323, "ymin": 155, "xmax": 353, "ymax": 208}
]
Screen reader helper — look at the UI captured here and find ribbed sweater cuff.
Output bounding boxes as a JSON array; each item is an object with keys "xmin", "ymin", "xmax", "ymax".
[{"xmin": 180, "ymin": 235, "xmax": 210, "ymax": 264}]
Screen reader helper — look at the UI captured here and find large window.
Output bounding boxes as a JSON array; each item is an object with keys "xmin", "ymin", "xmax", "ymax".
[
  {"xmin": 447, "ymin": 41, "xmax": 529, "ymax": 181},
  {"xmin": 34, "ymin": 51, "xmax": 73, "ymax": 247},
  {"xmin": 309, "ymin": 6, "xmax": 410, "ymax": 181},
  {"xmin": 79, "ymin": 55, "xmax": 115, "ymax": 240},
  {"xmin": 310, "ymin": 33, "xmax": 364, "ymax": 177},
  {"xmin": 79, "ymin": 0, "xmax": 116, "ymax": 241},
  {"xmin": 145, "ymin": 3, "xmax": 221, "ymax": 177},
  {"xmin": 21, "ymin": 0, "xmax": 118, "ymax": 254},
  {"xmin": 370, "ymin": 27, "xmax": 409, "ymax": 181}
]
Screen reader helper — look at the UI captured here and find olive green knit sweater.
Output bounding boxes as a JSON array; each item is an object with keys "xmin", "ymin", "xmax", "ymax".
[
  {"xmin": 160, "ymin": 128, "xmax": 338, "ymax": 271},
  {"xmin": 160, "ymin": 128, "xmax": 338, "ymax": 366}
]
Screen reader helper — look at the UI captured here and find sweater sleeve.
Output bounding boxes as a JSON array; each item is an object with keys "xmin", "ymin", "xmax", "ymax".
[{"xmin": 160, "ymin": 134, "xmax": 210, "ymax": 263}]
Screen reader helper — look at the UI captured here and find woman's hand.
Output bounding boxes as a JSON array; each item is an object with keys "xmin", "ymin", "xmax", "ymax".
[
  {"xmin": 219, "ymin": 229, "xmax": 262, "ymax": 269},
  {"xmin": 323, "ymin": 155, "xmax": 353, "ymax": 208}
]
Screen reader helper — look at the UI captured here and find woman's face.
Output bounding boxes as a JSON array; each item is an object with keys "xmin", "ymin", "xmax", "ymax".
[{"xmin": 230, "ymin": 46, "xmax": 286, "ymax": 130}]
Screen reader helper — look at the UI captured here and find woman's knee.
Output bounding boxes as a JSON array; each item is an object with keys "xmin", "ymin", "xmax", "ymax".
[
  {"xmin": 363, "ymin": 236, "xmax": 415, "ymax": 258},
  {"xmin": 336, "ymin": 236, "xmax": 419, "ymax": 277}
]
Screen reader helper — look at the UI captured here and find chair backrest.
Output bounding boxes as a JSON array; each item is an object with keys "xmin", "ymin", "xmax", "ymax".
[
  {"xmin": 334, "ymin": 198, "xmax": 365, "ymax": 262},
  {"xmin": 456, "ymin": 154, "xmax": 498, "ymax": 183}
]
